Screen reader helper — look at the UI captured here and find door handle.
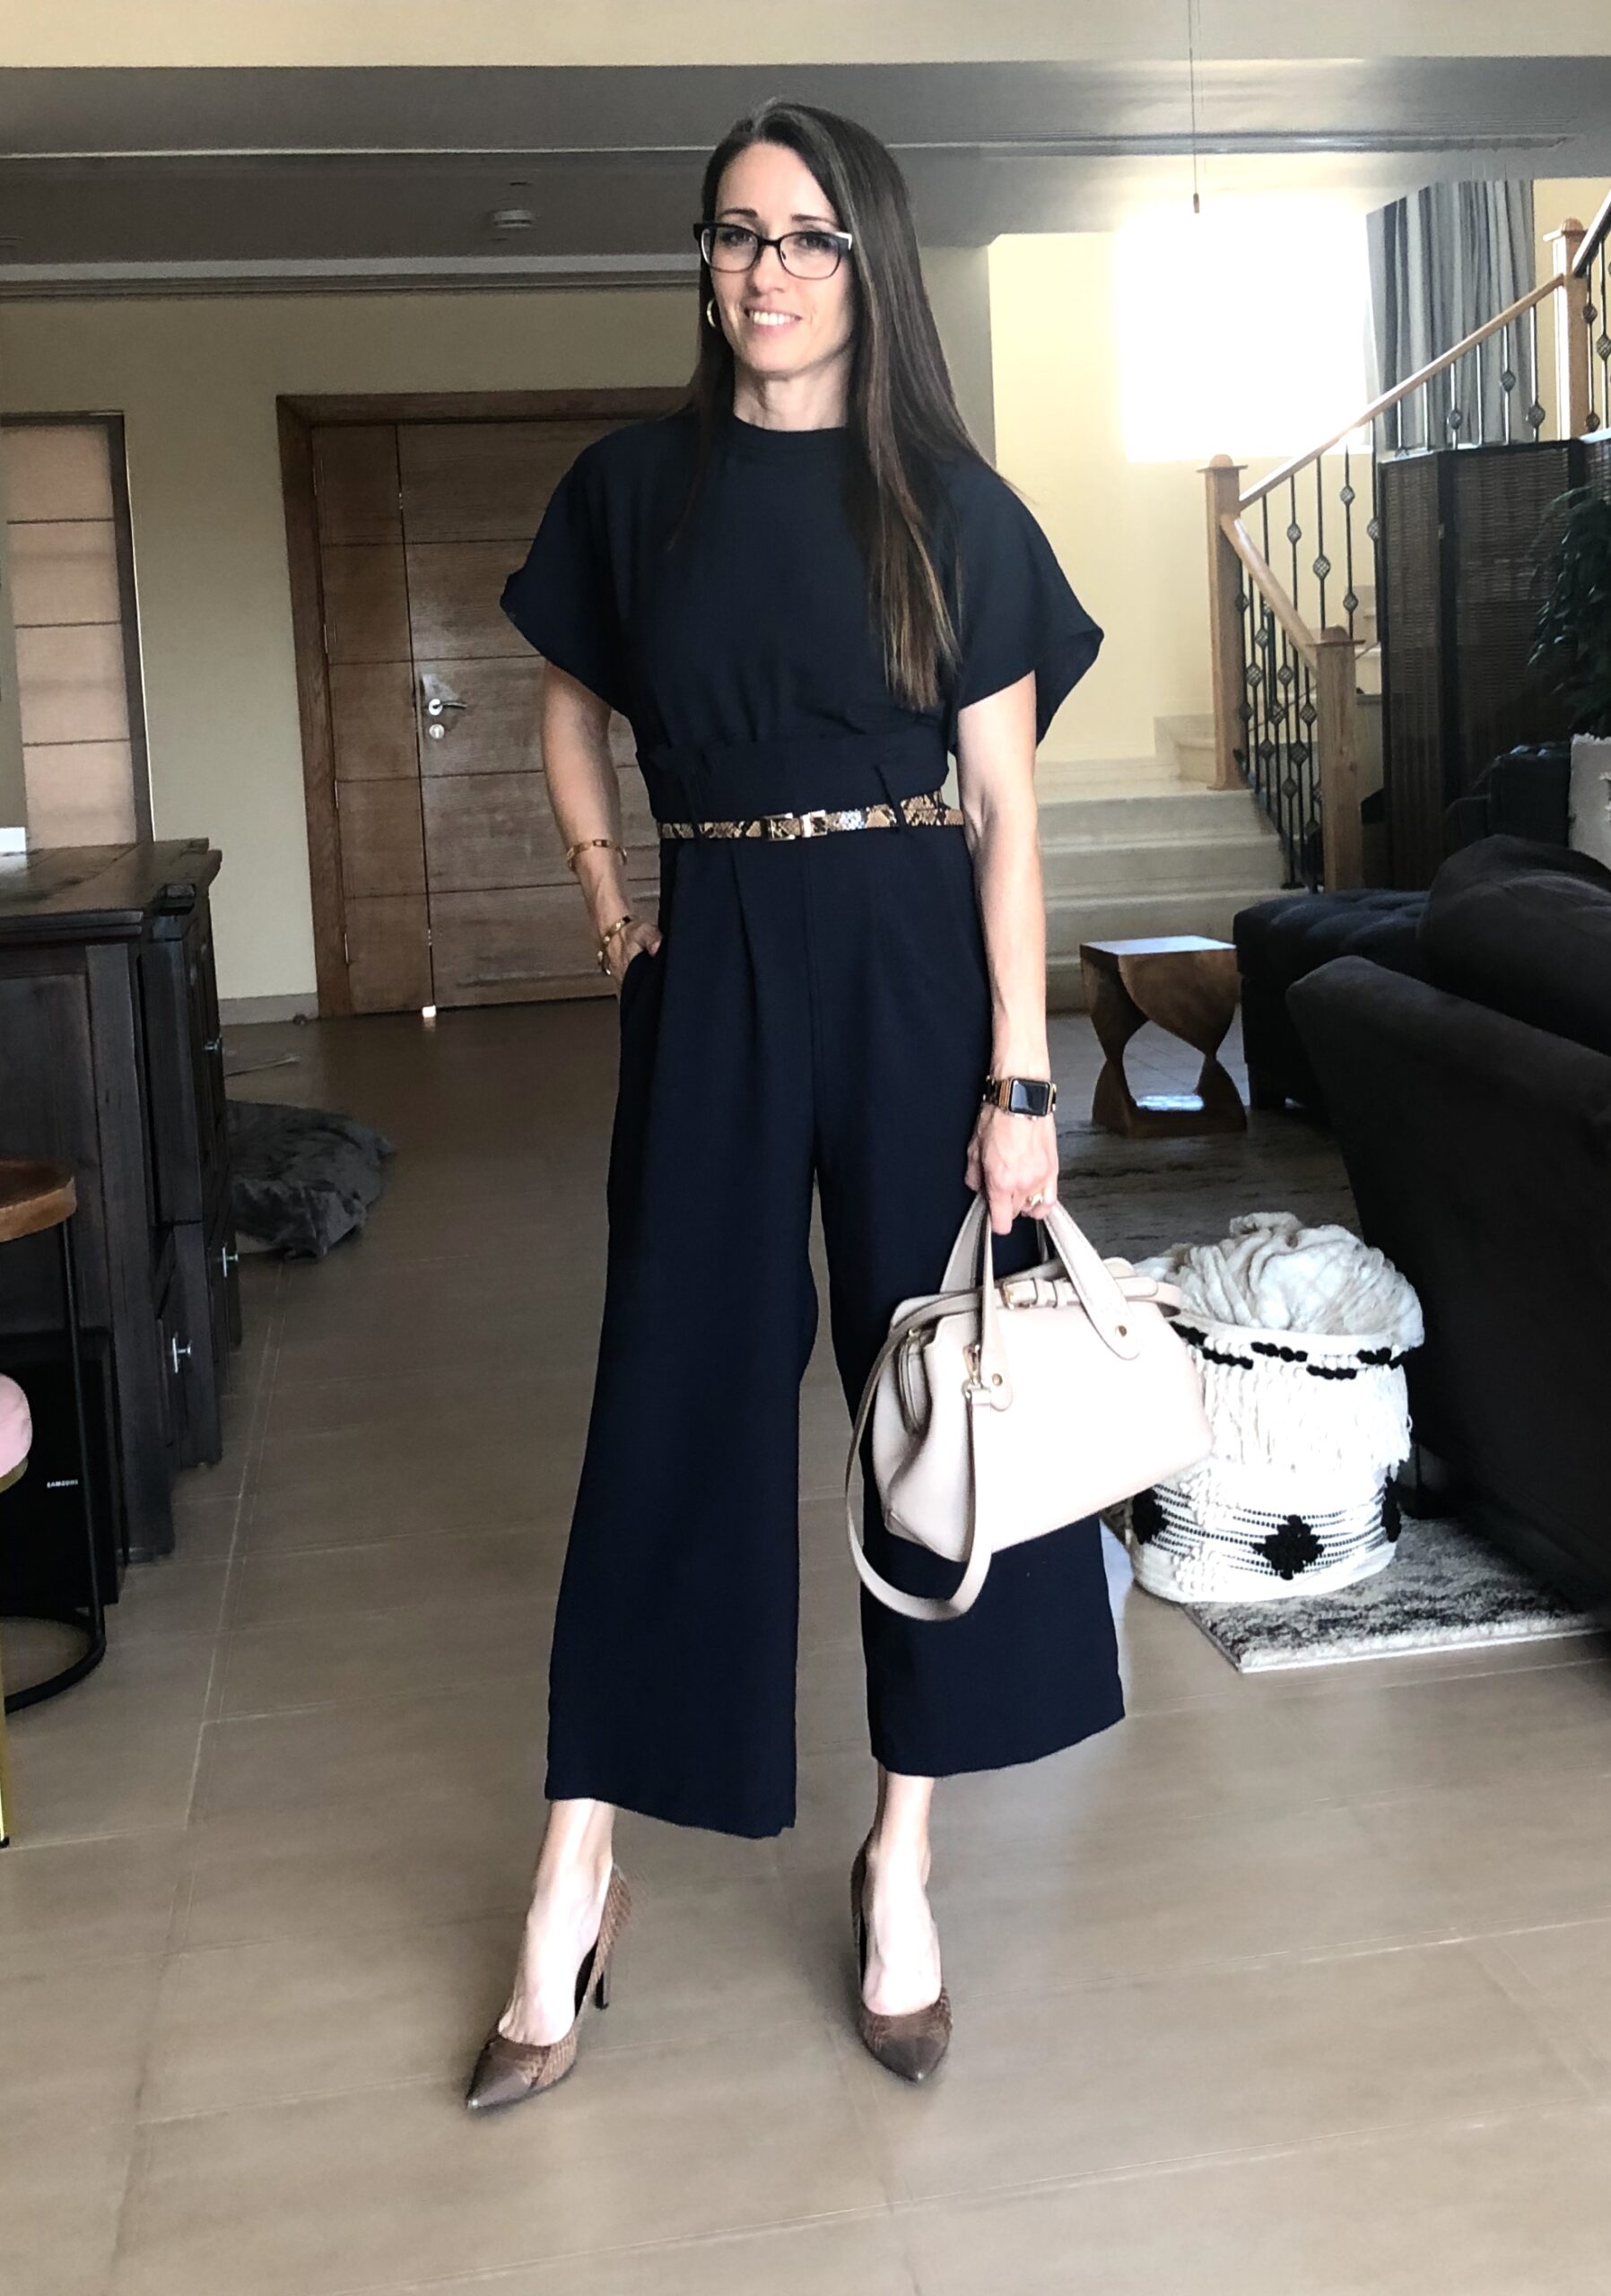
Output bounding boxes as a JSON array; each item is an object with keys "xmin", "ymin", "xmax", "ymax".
[
  {"xmin": 424, "ymin": 696, "xmax": 467, "ymax": 718},
  {"xmin": 170, "ymin": 1335, "xmax": 192, "ymax": 1375}
]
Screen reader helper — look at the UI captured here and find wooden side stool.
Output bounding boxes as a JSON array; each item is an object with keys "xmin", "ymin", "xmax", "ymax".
[
  {"xmin": 1079, "ymin": 935, "xmax": 1247, "ymax": 1139},
  {"xmin": 0, "ymin": 1161, "xmax": 108, "ymax": 1840}
]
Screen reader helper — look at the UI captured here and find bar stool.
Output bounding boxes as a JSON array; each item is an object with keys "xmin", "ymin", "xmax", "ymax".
[{"xmin": 0, "ymin": 1161, "xmax": 107, "ymax": 1841}]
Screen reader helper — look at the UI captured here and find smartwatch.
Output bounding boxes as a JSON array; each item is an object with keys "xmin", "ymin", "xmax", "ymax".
[{"xmin": 981, "ymin": 1074, "xmax": 1058, "ymax": 1118}]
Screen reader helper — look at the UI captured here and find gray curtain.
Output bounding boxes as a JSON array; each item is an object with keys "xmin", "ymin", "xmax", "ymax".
[{"xmin": 1366, "ymin": 180, "xmax": 1537, "ymax": 450}]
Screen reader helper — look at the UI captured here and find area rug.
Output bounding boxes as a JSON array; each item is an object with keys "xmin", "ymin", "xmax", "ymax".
[
  {"xmin": 1170, "ymin": 1514, "xmax": 1602, "ymax": 1673},
  {"xmin": 228, "ymin": 1099, "xmax": 396, "ymax": 1258}
]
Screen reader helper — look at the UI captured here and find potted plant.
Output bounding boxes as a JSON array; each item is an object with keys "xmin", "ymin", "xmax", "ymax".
[{"xmin": 1529, "ymin": 487, "xmax": 1611, "ymax": 864}]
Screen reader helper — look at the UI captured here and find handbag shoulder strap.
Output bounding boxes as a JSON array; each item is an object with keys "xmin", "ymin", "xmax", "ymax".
[{"xmin": 843, "ymin": 1298, "xmax": 991, "ymax": 1622}]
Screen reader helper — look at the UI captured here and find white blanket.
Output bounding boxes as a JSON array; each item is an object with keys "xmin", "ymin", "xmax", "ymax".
[{"xmin": 1137, "ymin": 1212, "xmax": 1424, "ymax": 1347}]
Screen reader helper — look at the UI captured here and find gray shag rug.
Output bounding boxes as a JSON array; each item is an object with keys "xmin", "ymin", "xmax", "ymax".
[
  {"xmin": 1174, "ymin": 1514, "xmax": 1600, "ymax": 1673},
  {"xmin": 228, "ymin": 1100, "xmax": 396, "ymax": 1258}
]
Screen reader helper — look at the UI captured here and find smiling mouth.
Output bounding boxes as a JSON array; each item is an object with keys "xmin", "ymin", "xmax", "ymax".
[{"xmin": 745, "ymin": 309, "xmax": 800, "ymax": 329}]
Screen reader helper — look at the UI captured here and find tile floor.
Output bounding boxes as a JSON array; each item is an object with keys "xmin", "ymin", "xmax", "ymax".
[{"xmin": 4, "ymin": 998, "xmax": 1611, "ymax": 2296}]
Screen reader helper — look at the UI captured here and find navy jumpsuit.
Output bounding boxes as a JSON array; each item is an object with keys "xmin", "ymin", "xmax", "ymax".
[{"xmin": 501, "ymin": 405, "xmax": 1125, "ymax": 1839}]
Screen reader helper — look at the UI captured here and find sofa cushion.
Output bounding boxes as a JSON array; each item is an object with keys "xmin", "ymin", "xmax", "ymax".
[
  {"xmin": 1419, "ymin": 834, "xmax": 1611, "ymax": 1059},
  {"xmin": 1234, "ymin": 888, "xmax": 1428, "ymax": 993}
]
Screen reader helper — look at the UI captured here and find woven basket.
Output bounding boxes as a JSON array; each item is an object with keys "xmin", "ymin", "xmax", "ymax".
[{"xmin": 1123, "ymin": 1313, "xmax": 1414, "ymax": 1605}]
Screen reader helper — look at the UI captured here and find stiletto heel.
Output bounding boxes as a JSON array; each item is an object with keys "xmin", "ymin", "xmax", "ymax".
[
  {"xmin": 850, "ymin": 1836, "xmax": 951, "ymax": 2083},
  {"xmin": 465, "ymin": 1866, "xmax": 631, "ymax": 2112}
]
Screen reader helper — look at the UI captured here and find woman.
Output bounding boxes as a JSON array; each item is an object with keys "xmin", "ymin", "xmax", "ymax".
[{"xmin": 468, "ymin": 100, "xmax": 1122, "ymax": 2109}]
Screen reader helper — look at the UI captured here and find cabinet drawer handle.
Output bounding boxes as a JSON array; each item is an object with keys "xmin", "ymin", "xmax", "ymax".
[
  {"xmin": 170, "ymin": 1335, "xmax": 192, "ymax": 1374},
  {"xmin": 204, "ymin": 1035, "xmax": 223, "ymax": 1056},
  {"xmin": 220, "ymin": 1243, "xmax": 239, "ymax": 1277}
]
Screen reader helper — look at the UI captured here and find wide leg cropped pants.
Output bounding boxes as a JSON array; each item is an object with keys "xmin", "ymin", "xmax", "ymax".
[{"xmin": 545, "ymin": 729, "xmax": 1125, "ymax": 1838}]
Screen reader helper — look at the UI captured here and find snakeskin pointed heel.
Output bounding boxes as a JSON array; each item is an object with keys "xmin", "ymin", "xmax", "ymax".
[
  {"xmin": 465, "ymin": 1866, "xmax": 631, "ymax": 2113},
  {"xmin": 850, "ymin": 1838, "xmax": 951, "ymax": 2083}
]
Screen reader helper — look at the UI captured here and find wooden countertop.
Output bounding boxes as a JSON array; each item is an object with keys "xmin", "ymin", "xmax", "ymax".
[{"xmin": 0, "ymin": 841, "xmax": 221, "ymax": 943}]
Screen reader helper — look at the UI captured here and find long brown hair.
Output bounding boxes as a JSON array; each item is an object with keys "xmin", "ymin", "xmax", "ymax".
[{"xmin": 686, "ymin": 100, "xmax": 988, "ymax": 712}]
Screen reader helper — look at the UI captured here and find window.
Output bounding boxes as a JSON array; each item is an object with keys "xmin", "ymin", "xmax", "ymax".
[
  {"xmin": 0, "ymin": 415, "xmax": 151, "ymax": 846},
  {"xmin": 1115, "ymin": 197, "xmax": 1371, "ymax": 465}
]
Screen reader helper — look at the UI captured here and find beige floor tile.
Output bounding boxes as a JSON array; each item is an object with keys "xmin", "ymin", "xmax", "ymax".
[
  {"xmin": 143, "ymin": 1913, "xmax": 517, "ymax": 2117},
  {"xmin": 3, "ymin": 1619, "xmax": 214, "ymax": 1734},
  {"xmin": 0, "ymin": 1826, "xmax": 187, "ymax": 1976},
  {"xmin": 261, "ymin": 1357, "xmax": 594, "ymax": 1443},
  {"xmin": 1289, "ymin": 1654, "xmax": 1611, "ymax": 1802},
  {"xmin": 230, "ymin": 1523, "xmax": 563, "ymax": 1630},
  {"xmin": 214, "ymin": 1594, "xmax": 553, "ymax": 1715},
  {"xmin": 241, "ymin": 1463, "xmax": 574, "ymax": 1552},
  {"xmin": 273, "ymin": 1304, "xmax": 586, "ymax": 1388},
  {"xmin": 110, "ymin": 1559, "xmax": 231, "ymax": 1643},
  {"xmin": 191, "ymin": 1676, "xmax": 547, "ymax": 1822},
  {"xmin": 175, "ymin": 1786, "xmax": 543, "ymax": 1950},
  {"xmin": 1481, "ymin": 1918, "xmax": 1611, "ymax": 2090},
  {"xmin": 895, "ymin": 2102, "xmax": 1611, "ymax": 2296},
  {"xmin": 1351, "ymin": 1766, "xmax": 1611, "ymax": 1930},
  {"xmin": 834, "ymin": 1939, "xmax": 1589, "ymax": 2202},
  {"xmin": 4, "ymin": 2105, "xmax": 139, "ymax": 2296},
  {"xmin": 1, "ymin": 1712, "xmax": 202, "ymax": 1845},
  {"xmin": 399, "ymin": 2211, "xmax": 918, "ymax": 2295},
  {"xmin": 112, "ymin": 2025, "xmax": 883, "ymax": 2296},
  {"xmin": 162, "ymin": 1492, "xmax": 242, "ymax": 1564},
  {"xmin": 249, "ymin": 1416, "xmax": 587, "ymax": 1535},
  {"xmin": 797, "ymin": 1633, "xmax": 872, "ymax": 1752},
  {"xmin": 785, "ymin": 1798, "xmax": 1460, "ymax": 2013},
  {"xmin": 0, "ymin": 1955, "xmax": 163, "ymax": 2117}
]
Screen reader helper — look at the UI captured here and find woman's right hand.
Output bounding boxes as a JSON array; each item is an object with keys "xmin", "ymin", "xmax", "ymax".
[{"xmin": 605, "ymin": 918, "xmax": 663, "ymax": 987}]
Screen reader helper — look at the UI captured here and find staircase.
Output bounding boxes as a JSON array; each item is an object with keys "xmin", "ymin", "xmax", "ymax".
[{"xmin": 1036, "ymin": 718, "xmax": 1287, "ymax": 1008}]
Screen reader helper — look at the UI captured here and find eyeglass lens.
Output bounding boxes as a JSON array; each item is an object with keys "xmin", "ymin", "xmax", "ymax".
[{"xmin": 703, "ymin": 225, "xmax": 845, "ymax": 279}]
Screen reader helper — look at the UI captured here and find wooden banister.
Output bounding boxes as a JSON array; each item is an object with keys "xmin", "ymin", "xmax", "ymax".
[
  {"xmin": 1241, "ymin": 273, "xmax": 1563, "ymax": 510},
  {"xmin": 1546, "ymin": 218, "xmax": 1591, "ymax": 440},
  {"xmin": 1313, "ymin": 629, "xmax": 1362, "ymax": 893},
  {"xmin": 1219, "ymin": 514, "xmax": 1318, "ymax": 661},
  {"xmin": 1202, "ymin": 457, "xmax": 1247, "ymax": 792}
]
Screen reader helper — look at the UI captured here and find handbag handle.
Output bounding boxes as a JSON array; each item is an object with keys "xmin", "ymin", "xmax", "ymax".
[
  {"xmin": 941, "ymin": 1192, "xmax": 1141, "ymax": 1377},
  {"xmin": 844, "ymin": 1292, "xmax": 992, "ymax": 1622}
]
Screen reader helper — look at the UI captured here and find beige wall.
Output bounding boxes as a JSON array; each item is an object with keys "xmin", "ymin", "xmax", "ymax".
[
  {"xmin": 0, "ymin": 256, "xmax": 994, "ymax": 1001},
  {"xmin": 989, "ymin": 230, "xmax": 1214, "ymax": 768},
  {"xmin": 8, "ymin": 0, "xmax": 1611, "ymax": 65}
]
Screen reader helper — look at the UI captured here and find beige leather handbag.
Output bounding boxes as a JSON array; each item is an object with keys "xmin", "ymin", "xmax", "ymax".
[{"xmin": 845, "ymin": 1192, "xmax": 1213, "ymax": 1620}]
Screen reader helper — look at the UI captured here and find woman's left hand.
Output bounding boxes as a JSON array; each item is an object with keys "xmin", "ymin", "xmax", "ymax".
[{"xmin": 965, "ymin": 1106, "xmax": 1059, "ymax": 1236}]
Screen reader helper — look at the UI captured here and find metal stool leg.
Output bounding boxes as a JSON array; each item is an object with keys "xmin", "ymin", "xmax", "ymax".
[{"xmin": 1, "ymin": 1214, "xmax": 108, "ymax": 1719}]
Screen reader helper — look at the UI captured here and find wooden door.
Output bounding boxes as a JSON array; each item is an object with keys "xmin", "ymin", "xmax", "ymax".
[{"xmin": 309, "ymin": 413, "xmax": 661, "ymax": 1013}]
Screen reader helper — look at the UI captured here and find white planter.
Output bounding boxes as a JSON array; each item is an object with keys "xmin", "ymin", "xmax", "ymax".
[{"xmin": 1567, "ymin": 735, "xmax": 1611, "ymax": 870}]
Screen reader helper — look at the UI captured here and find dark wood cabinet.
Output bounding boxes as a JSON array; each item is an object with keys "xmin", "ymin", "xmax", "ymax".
[{"xmin": 0, "ymin": 840, "xmax": 239, "ymax": 1564}]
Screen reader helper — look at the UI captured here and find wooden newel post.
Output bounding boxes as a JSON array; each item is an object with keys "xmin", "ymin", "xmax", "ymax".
[
  {"xmin": 1201, "ymin": 455, "xmax": 1247, "ymax": 794},
  {"xmin": 1546, "ymin": 218, "xmax": 1589, "ymax": 441},
  {"xmin": 1314, "ymin": 627, "xmax": 1362, "ymax": 891}
]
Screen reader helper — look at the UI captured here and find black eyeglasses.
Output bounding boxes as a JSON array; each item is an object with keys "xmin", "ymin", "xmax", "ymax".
[{"xmin": 694, "ymin": 221, "xmax": 854, "ymax": 281}]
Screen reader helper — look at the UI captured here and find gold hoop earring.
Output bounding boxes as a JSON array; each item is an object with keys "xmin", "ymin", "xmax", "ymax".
[{"xmin": 705, "ymin": 296, "xmax": 718, "ymax": 330}]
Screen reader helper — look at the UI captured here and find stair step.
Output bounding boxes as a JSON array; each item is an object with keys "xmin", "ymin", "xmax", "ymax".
[
  {"xmin": 1039, "ymin": 788, "xmax": 1277, "ymax": 846},
  {"xmin": 1041, "ymin": 836, "xmax": 1286, "ymax": 897}
]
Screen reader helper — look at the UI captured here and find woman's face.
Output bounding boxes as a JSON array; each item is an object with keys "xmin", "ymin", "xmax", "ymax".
[{"xmin": 708, "ymin": 140, "xmax": 856, "ymax": 390}]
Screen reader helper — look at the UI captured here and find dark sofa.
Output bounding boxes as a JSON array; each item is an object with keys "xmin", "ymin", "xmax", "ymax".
[
  {"xmin": 1288, "ymin": 837, "xmax": 1611, "ymax": 1616},
  {"xmin": 1235, "ymin": 743, "xmax": 1572, "ymax": 1114}
]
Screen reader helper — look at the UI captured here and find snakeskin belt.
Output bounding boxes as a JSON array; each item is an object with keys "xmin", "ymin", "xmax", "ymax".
[{"xmin": 657, "ymin": 790, "xmax": 964, "ymax": 841}]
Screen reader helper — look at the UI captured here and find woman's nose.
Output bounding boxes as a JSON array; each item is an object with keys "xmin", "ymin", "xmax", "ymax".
[{"xmin": 751, "ymin": 239, "xmax": 789, "ymax": 291}]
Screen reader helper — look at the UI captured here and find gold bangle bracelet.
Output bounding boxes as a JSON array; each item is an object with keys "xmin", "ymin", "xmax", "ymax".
[
  {"xmin": 565, "ymin": 837, "xmax": 625, "ymax": 874},
  {"xmin": 596, "ymin": 913, "xmax": 634, "ymax": 974}
]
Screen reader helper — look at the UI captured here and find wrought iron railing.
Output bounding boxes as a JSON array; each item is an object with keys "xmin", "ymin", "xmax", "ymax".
[{"xmin": 1205, "ymin": 196, "xmax": 1610, "ymax": 891}]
